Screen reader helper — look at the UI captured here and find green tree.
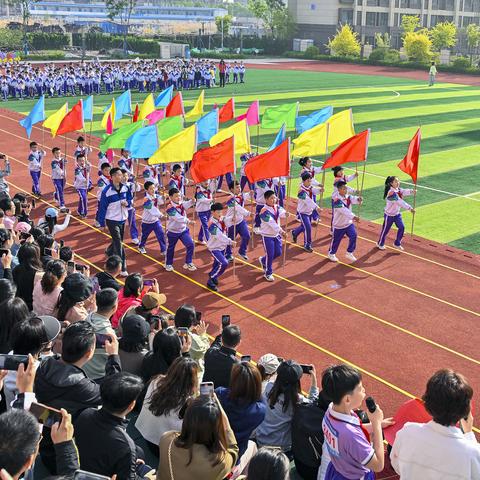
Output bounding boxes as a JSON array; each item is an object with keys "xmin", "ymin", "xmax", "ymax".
[
  {"xmin": 0, "ymin": 28, "xmax": 23, "ymax": 50},
  {"xmin": 247, "ymin": 0, "xmax": 294, "ymax": 38},
  {"xmin": 466, "ymin": 23, "xmax": 480, "ymax": 62},
  {"xmin": 374, "ymin": 32, "xmax": 391, "ymax": 48},
  {"xmin": 327, "ymin": 24, "xmax": 361, "ymax": 57},
  {"xmin": 7, "ymin": 0, "xmax": 39, "ymax": 53},
  {"xmin": 215, "ymin": 14, "xmax": 233, "ymax": 36},
  {"xmin": 430, "ymin": 21, "xmax": 457, "ymax": 50},
  {"xmin": 401, "ymin": 15, "xmax": 421, "ymax": 37},
  {"xmin": 105, "ymin": 0, "xmax": 138, "ymax": 55},
  {"xmin": 403, "ymin": 30, "xmax": 433, "ymax": 63}
]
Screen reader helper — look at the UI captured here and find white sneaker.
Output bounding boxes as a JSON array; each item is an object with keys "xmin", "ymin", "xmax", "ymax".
[
  {"xmin": 264, "ymin": 274, "xmax": 274, "ymax": 282},
  {"xmin": 345, "ymin": 252, "xmax": 357, "ymax": 262},
  {"xmin": 119, "ymin": 270, "xmax": 129, "ymax": 277},
  {"xmin": 253, "ymin": 227, "xmax": 260, "ymax": 235},
  {"xmin": 394, "ymin": 244, "xmax": 405, "ymax": 251},
  {"xmin": 183, "ymin": 263, "xmax": 197, "ymax": 271},
  {"xmin": 138, "ymin": 246, "xmax": 146, "ymax": 254},
  {"xmin": 131, "ymin": 238, "xmax": 140, "ymax": 245},
  {"xmin": 328, "ymin": 253, "xmax": 338, "ymax": 262},
  {"xmin": 165, "ymin": 264, "xmax": 174, "ymax": 272},
  {"xmin": 94, "ymin": 220, "xmax": 101, "ymax": 228},
  {"xmin": 258, "ymin": 256, "xmax": 265, "ymax": 271},
  {"xmin": 376, "ymin": 244, "xmax": 386, "ymax": 250}
]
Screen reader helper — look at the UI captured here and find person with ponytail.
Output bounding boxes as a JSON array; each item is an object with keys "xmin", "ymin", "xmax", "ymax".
[
  {"xmin": 33, "ymin": 259, "xmax": 67, "ymax": 316},
  {"xmin": 298, "ymin": 157, "xmax": 324, "ymax": 224},
  {"xmin": 376, "ymin": 176, "xmax": 415, "ymax": 251}
]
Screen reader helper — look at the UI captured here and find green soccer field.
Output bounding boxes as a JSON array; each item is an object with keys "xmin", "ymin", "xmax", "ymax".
[{"xmin": 5, "ymin": 67, "xmax": 480, "ymax": 254}]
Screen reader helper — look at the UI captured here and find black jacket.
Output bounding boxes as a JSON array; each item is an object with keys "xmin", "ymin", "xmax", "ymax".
[
  {"xmin": 95, "ymin": 271, "xmax": 121, "ymax": 291},
  {"xmin": 75, "ymin": 407, "xmax": 144, "ymax": 480},
  {"xmin": 203, "ymin": 337, "xmax": 239, "ymax": 388}
]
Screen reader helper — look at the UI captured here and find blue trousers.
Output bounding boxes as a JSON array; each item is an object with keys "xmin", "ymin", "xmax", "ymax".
[
  {"xmin": 30, "ymin": 171, "xmax": 41, "ymax": 195},
  {"xmin": 292, "ymin": 213, "xmax": 312, "ymax": 248},
  {"xmin": 127, "ymin": 208, "xmax": 139, "ymax": 241},
  {"xmin": 209, "ymin": 249, "xmax": 228, "ymax": 280},
  {"xmin": 240, "ymin": 175, "xmax": 254, "ymax": 192},
  {"xmin": 312, "ymin": 193, "xmax": 319, "ymax": 221},
  {"xmin": 198, "ymin": 210, "xmax": 211, "ymax": 242},
  {"xmin": 275, "ymin": 184, "xmax": 286, "ymax": 208},
  {"xmin": 166, "ymin": 229, "xmax": 194, "ymax": 266},
  {"xmin": 329, "ymin": 224, "xmax": 357, "ymax": 255},
  {"xmin": 254, "ymin": 203, "xmax": 264, "ymax": 228},
  {"xmin": 217, "ymin": 173, "xmax": 234, "ymax": 190},
  {"xmin": 260, "ymin": 235, "xmax": 282, "ymax": 276},
  {"xmin": 53, "ymin": 179, "xmax": 65, "ymax": 207},
  {"xmin": 226, "ymin": 220, "xmax": 250, "ymax": 257},
  {"xmin": 325, "ymin": 462, "xmax": 375, "ymax": 480},
  {"xmin": 378, "ymin": 213, "xmax": 405, "ymax": 247},
  {"xmin": 140, "ymin": 221, "xmax": 166, "ymax": 252},
  {"xmin": 77, "ymin": 188, "xmax": 87, "ymax": 216}
]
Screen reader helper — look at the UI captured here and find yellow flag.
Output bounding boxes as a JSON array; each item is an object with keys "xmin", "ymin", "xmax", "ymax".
[
  {"xmin": 148, "ymin": 125, "xmax": 197, "ymax": 165},
  {"xmin": 327, "ymin": 108, "xmax": 355, "ymax": 147},
  {"xmin": 138, "ymin": 93, "xmax": 155, "ymax": 121},
  {"xmin": 43, "ymin": 102, "xmax": 68, "ymax": 137},
  {"xmin": 101, "ymin": 99, "xmax": 116, "ymax": 129},
  {"xmin": 209, "ymin": 119, "xmax": 250, "ymax": 155},
  {"xmin": 185, "ymin": 90, "xmax": 205, "ymax": 119}
]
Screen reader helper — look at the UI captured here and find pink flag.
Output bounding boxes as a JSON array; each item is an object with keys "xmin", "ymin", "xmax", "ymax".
[
  {"xmin": 147, "ymin": 109, "xmax": 166, "ymax": 125},
  {"xmin": 236, "ymin": 100, "xmax": 259, "ymax": 126}
]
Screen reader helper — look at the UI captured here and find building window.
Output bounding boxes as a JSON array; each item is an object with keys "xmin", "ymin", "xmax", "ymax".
[
  {"xmin": 358, "ymin": 0, "xmax": 363, "ymax": 4},
  {"xmin": 367, "ymin": 0, "xmax": 390, "ymax": 5},
  {"xmin": 394, "ymin": 12, "xmax": 399, "ymax": 25},
  {"xmin": 365, "ymin": 35, "xmax": 375, "ymax": 44},
  {"xmin": 400, "ymin": 0, "xmax": 422, "ymax": 7},
  {"xmin": 357, "ymin": 11, "xmax": 362, "ymax": 24},
  {"xmin": 431, "ymin": 0, "xmax": 455, "ymax": 8},
  {"xmin": 423, "ymin": 13, "xmax": 428, "ymax": 25},
  {"xmin": 339, "ymin": 8, "xmax": 354, "ymax": 23},
  {"xmin": 365, "ymin": 11, "xmax": 389, "ymax": 25}
]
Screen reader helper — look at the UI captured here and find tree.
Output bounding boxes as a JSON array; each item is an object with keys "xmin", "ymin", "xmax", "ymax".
[
  {"xmin": 374, "ymin": 32, "xmax": 391, "ymax": 49},
  {"xmin": 401, "ymin": 15, "xmax": 420, "ymax": 37},
  {"xmin": 247, "ymin": 0, "xmax": 294, "ymax": 38},
  {"xmin": 215, "ymin": 14, "xmax": 233, "ymax": 36},
  {"xmin": 0, "ymin": 28, "xmax": 23, "ymax": 50},
  {"xmin": 7, "ymin": 0, "xmax": 39, "ymax": 54},
  {"xmin": 105, "ymin": 0, "xmax": 137, "ymax": 55},
  {"xmin": 466, "ymin": 23, "xmax": 480, "ymax": 63},
  {"xmin": 403, "ymin": 31, "xmax": 433, "ymax": 63},
  {"xmin": 430, "ymin": 21, "xmax": 457, "ymax": 50},
  {"xmin": 327, "ymin": 24, "xmax": 361, "ymax": 57}
]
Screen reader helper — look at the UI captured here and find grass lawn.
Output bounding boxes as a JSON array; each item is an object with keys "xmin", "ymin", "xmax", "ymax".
[{"xmin": 4, "ymin": 67, "xmax": 480, "ymax": 254}]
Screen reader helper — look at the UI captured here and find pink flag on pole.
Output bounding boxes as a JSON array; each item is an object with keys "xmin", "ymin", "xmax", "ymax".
[
  {"xmin": 236, "ymin": 100, "xmax": 259, "ymax": 126},
  {"xmin": 147, "ymin": 109, "xmax": 166, "ymax": 125}
]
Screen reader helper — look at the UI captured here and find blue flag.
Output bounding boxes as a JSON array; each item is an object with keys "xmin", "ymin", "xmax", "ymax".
[
  {"xmin": 268, "ymin": 123, "xmax": 286, "ymax": 152},
  {"xmin": 296, "ymin": 106, "xmax": 333, "ymax": 134},
  {"xmin": 115, "ymin": 90, "xmax": 132, "ymax": 120},
  {"xmin": 196, "ymin": 109, "xmax": 219, "ymax": 144},
  {"xmin": 19, "ymin": 95, "xmax": 45, "ymax": 138},
  {"xmin": 125, "ymin": 124, "xmax": 159, "ymax": 158},
  {"xmin": 83, "ymin": 95, "xmax": 93, "ymax": 122},
  {"xmin": 155, "ymin": 85, "xmax": 173, "ymax": 108}
]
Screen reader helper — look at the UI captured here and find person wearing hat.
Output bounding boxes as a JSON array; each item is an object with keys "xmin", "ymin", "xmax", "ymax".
[
  {"xmin": 118, "ymin": 314, "xmax": 150, "ymax": 376},
  {"xmin": 37, "ymin": 207, "xmax": 71, "ymax": 237},
  {"xmin": 257, "ymin": 353, "xmax": 281, "ymax": 393},
  {"xmin": 127, "ymin": 291, "xmax": 167, "ymax": 322}
]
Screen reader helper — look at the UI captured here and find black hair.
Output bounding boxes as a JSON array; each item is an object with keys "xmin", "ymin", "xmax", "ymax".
[
  {"xmin": 41, "ymin": 259, "xmax": 66, "ymax": 294},
  {"xmin": 96, "ymin": 288, "xmax": 118, "ymax": 314},
  {"xmin": 332, "ymin": 166, "xmax": 344, "ymax": 176},
  {"xmin": 11, "ymin": 316, "xmax": 48, "ymax": 357},
  {"xmin": 174, "ymin": 304, "xmax": 196, "ymax": 329},
  {"xmin": 211, "ymin": 202, "xmax": 224, "ymax": 212},
  {"xmin": 267, "ymin": 360, "xmax": 302, "ymax": 412},
  {"xmin": 76, "ymin": 154, "xmax": 85, "ymax": 161},
  {"xmin": 228, "ymin": 181, "xmax": 239, "ymax": 190},
  {"xmin": 123, "ymin": 273, "xmax": 143, "ymax": 298},
  {"xmin": 384, "ymin": 175, "xmax": 396, "ymax": 199},
  {"xmin": 59, "ymin": 246, "xmax": 73, "ymax": 262},
  {"xmin": 301, "ymin": 172, "xmax": 312, "ymax": 182},
  {"xmin": 144, "ymin": 181, "xmax": 155, "ymax": 190},
  {"xmin": 298, "ymin": 157, "xmax": 309, "ymax": 167},
  {"xmin": 105, "ymin": 255, "xmax": 122, "ymax": 273},
  {"xmin": 172, "ymin": 163, "xmax": 182, "ymax": 172},
  {"xmin": 100, "ymin": 372, "xmax": 144, "ymax": 414},
  {"xmin": 37, "ymin": 233, "xmax": 55, "ymax": 256},
  {"xmin": 29, "ymin": 141, "xmax": 37, "ymax": 148},
  {"xmin": 120, "ymin": 168, "xmax": 127, "ymax": 175},
  {"xmin": 17, "ymin": 243, "xmax": 42, "ymax": 272},
  {"xmin": 0, "ymin": 278, "xmax": 16, "ymax": 303},
  {"xmin": 0, "ymin": 298, "xmax": 29, "ymax": 353},
  {"xmin": 0, "ymin": 227, "xmax": 11, "ymax": 247},
  {"xmin": 247, "ymin": 447, "xmax": 291, "ymax": 480},
  {"xmin": 0, "ymin": 198, "xmax": 14, "ymax": 214},
  {"xmin": 110, "ymin": 167, "xmax": 121, "ymax": 177},
  {"xmin": 169, "ymin": 187, "xmax": 180, "ymax": 197},
  {"xmin": 61, "ymin": 321, "xmax": 95, "ymax": 363},
  {"xmin": 77, "ymin": 136, "xmax": 85, "ymax": 142},
  {"xmin": 100, "ymin": 162, "xmax": 111, "ymax": 171},
  {"xmin": 30, "ymin": 226, "xmax": 45, "ymax": 241},
  {"xmin": 222, "ymin": 325, "xmax": 241, "ymax": 348},
  {"xmin": 264, "ymin": 190, "xmax": 275, "ymax": 201},
  {"xmin": 52, "ymin": 147, "xmax": 60, "ymax": 154},
  {"xmin": 322, "ymin": 364, "xmax": 362, "ymax": 405},
  {"xmin": 12, "ymin": 198, "xmax": 22, "ymax": 216},
  {"xmin": 335, "ymin": 180, "xmax": 347, "ymax": 190}
]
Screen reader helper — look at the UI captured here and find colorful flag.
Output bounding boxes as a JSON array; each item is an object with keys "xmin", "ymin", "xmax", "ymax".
[
  {"xmin": 83, "ymin": 95, "xmax": 93, "ymax": 122},
  {"xmin": 326, "ymin": 109, "xmax": 355, "ymax": 147},
  {"xmin": 322, "ymin": 130, "xmax": 370, "ymax": 169},
  {"xmin": 236, "ymin": 100, "xmax": 259, "ymax": 126},
  {"xmin": 114, "ymin": 89, "xmax": 132, "ymax": 121},
  {"xmin": 147, "ymin": 109, "xmax": 165, "ymax": 125},
  {"xmin": 218, "ymin": 98, "xmax": 235, "ymax": 123},
  {"xmin": 148, "ymin": 125, "xmax": 197, "ymax": 165},
  {"xmin": 166, "ymin": 92, "xmax": 184, "ymax": 117},
  {"xmin": 268, "ymin": 123, "xmax": 286, "ymax": 152},
  {"xmin": 190, "ymin": 137, "xmax": 235, "ymax": 183},
  {"xmin": 132, "ymin": 103, "xmax": 139, "ymax": 123},
  {"xmin": 155, "ymin": 85, "xmax": 174, "ymax": 107},
  {"xmin": 43, "ymin": 102, "xmax": 68, "ymax": 137},
  {"xmin": 244, "ymin": 139, "xmax": 290, "ymax": 183},
  {"xmin": 106, "ymin": 113, "xmax": 113, "ymax": 135},
  {"xmin": 56, "ymin": 100, "xmax": 84, "ymax": 136},
  {"xmin": 101, "ymin": 99, "xmax": 116, "ymax": 129},
  {"xmin": 99, "ymin": 120, "xmax": 144, "ymax": 151},
  {"xmin": 196, "ymin": 109, "xmax": 219, "ymax": 144},
  {"xmin": 185, "ymin": 90, "xmax": 205, "ymax": 119},
  {"xmin": 19, "ymin": 95, "xmax": 45, "ymax": 138},
  {"xmin": 138, "ymin": 93, "xmax": 155, "ymax": 121},
  {"xmin": 292, "ymin": 122, "xmax": 329, "ymax": 157},
  {"xmin": 209, "ymin": 119, "xmax": 250, "ymax": 155},
  {"xmin": 261, "ymin": 102, "xmax": 298, "ymax": 129},
  {"xmin": 125, "ymin": 124, "xmax": 159, "ymax": 158},
  {"xmin": 398, "ymin": 128, "xmax": 421, "ymax": 183},
  {"xmin": 157, "ymin": 116, "xmax": 184, "ymax": 141},
  {"xmin": 296, "ymin": 106, "xmax": 333, "ymax": 134}
]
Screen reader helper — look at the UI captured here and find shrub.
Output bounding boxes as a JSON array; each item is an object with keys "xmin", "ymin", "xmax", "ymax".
[
  {"xmin": 327, "ymin": 24, "xmax": 361, "ymax": 57},
  {"xmin": 304, "ymin": 45, "xmax": 319, "ymax": 59},
  {"xmin": 403, "ymin": 31, "xmax": 433, "ymax": 63},
  {"xmin": 452, "ymin": 56, "xmax": 471, "ymax": 69},
  {"xmin": 368, "ymin": 48, "xmax": 400, "ymax": 63},
  {"xmin": 368, "ymin": 48, "xmax": 388, "ymax": 62}
]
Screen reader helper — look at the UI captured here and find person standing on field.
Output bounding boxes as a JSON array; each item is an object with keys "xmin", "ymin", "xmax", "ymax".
[{"xmin": 429, "ymin": 62, "xmax": 437, "ymax": 86}]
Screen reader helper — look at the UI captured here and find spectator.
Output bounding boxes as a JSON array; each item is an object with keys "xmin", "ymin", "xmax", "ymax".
[
  {"xmin": 32, "ymin": 259, "xmax": 66, "ymax": 316},
  {"xmin": 34, "ymin": 321, "xmax": 121, "ymax": 473},
  {"xmin": 118, "ymin": 314, "xmax": 150, "ymax": 376},
  {"xmin": 0, "ymin": 297, "xmax": 29, "ymax": 353},
  {"xmin": 16, "ymin": 198, "xmax": 33, "ymax": 227},
  {"xmin": 136, "ymin": 356, "xmax": 199, "ymax": 456},
  {"xmin": 54, "ymin": 272, "xmax": 95, "ymax": 323},
  {"xmin": 29, "ymin": 226, "xmax": 45, "ymax": 242},
  {"xmin": 0, "ymin": 198, "xmax": 16, "ymax": 230},
  {"xmin": 37, "ymin": 234, "xmax": 57, "ymax": 269},
  {"xmin": 257, "ymin": 354, "xmax": 280, "ymax": 393},
  {"xmin": 239, "ymin": 447, "xmax": 291, "ymax": 480},
  {"xmin": 75, "ymin": 372, "xmax": 147, "ymax": 480},
  {"xmin": 0, "ymin": 278, "xmax": 15, "ymax": 303},
  {"xmin": 37, "ymin": 207, "xmax": 70, "ymax": 237},
  {"xmin": 12, "ymin": 242, "xmax": 43, "ymax": 310},
  {"xmin": 59, "ymin": 245, "xmax": 73, "ymax": 264},
  {"xmin": 203, "ymin": 325, "xmax": 241, "ymax": 388},
  {"xmin": 0, "ymin": 228, "xmax": 18, "ymax": 278},
  {"xmin": 129, "ymin": 291, "xmax": 167, "ymax": 323},
  {"xmin": 94, "ymin": 255, "xmax": 122, "ymax": 291},
  {"xmin": 391, "ymin": 369, "xmax": 480, "ymax": 479},
  {"xmin": 256, "ymin": 361, "xmax": 318, "ymax": 454},
  {"xmin": 83, "ymin": 288, "xmax": 119, "ymax": 379},
  {"xmin": 157, "ymin": 395, "xmax": 239, "ymax": 480}
]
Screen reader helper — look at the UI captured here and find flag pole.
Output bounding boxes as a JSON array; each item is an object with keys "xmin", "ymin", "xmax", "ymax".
[
  {"xmin": 356, "ymin": 129, "xmax": 370, "ymax": 223},
  {"xmin": 318, "ymin": 123, "xmax": 330, "ymax": 213},
  {"xmin": 410, "ymin": 182, "xmax": 418, "ymax": 237},
  {"xmin": 256, "ymin": 124, "xmax": 259, "ymax": 154},
  {"xmin": 282, "ymin": 139, "xmax": 292, "ymax": 269}
]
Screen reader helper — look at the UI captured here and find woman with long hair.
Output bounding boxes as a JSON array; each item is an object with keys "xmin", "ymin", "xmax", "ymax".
[
  {"xmin": 54, "ymin": 272, "xmax": 95, "ymax": 323},
  {"xmin": 111, "ymin": 273, "xmax": 148, "ymax": 329},
  {"xmin": 239, "ymin": 448, "xmax": 290, "ymax": 480},
  {"xmin": 0, "ymin": 297, "xmax": 30, "ymax": 353},
  {"xmin": 12, "ymin": 242, "xmax": 43, "ymax": 310},
  {"xmin": 136, "ymin": 356, "xmax": 199, "ymax": 456},
  {"xmin": 32, "ymin": 259, "xmax": 66, "ymax": 316}
]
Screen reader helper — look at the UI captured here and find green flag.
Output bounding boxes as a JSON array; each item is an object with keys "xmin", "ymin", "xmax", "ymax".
[
  {"xmin": 261, "ymin": 102, "xmax": 299, "ymax": 129},
  {"xmin": 157, "ymin": 115, "xmax": 184, "ymax": 141},
  {"xmin": 100, "ymin": 120, "xmax": 144, "ymax": 150}
]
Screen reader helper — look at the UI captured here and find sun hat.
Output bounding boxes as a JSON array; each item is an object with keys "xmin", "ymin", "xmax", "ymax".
[
  {"xmin": 142, "ymin": 292, "xmax": 167, "ymax": 310},
  {"xmin": 258, "ymin": 354, "xmax": 281, "ymax": 375}
]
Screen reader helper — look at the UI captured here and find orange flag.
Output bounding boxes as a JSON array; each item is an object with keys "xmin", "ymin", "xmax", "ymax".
[
  {"xmin": 166, "ymin": 92, "xmax": 184, "ymax": 117},
  {"xmin": 244, "ymin": 139, "xmax": 290, "ymax": 183},
  {"xmin": 398, "ymin": 128, "xmax": 421, "ymax": 184},
  {"xmin": 322, "ymin": 129, "xmax": 370, "ymax": 169},
  {"xmin": 190, "ymin": 137, "xmax": 235, "ymax": 183},
  {"xmin": 218, "ymin": 98, "xmax": 235, "ymax": 123},
  {"xmin": 56, "ymin": 100, "xmax": 84, "ymax": 136},
  {"xmin": 132, "ymin": 103, "xmax": 139, "ymax": 123}
]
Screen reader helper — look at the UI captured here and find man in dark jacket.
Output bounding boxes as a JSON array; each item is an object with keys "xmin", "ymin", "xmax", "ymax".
[
  {"xmin": 203, "ymin": 325, "xmax": 241, "ymax": 388},
  {"xmin": 34, "ymin": 321, "xmax": 121, "ymax": 473},
  {"xmin": 94, "ymin": 255, "xmax": 122, "ymax": 291}
]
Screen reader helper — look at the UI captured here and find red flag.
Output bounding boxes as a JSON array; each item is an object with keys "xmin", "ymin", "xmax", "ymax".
[
  {"xmin": 218, "ymin": 98, "xmax": 235, "ymax": 123},
  {"xmin": 244, "ymin": 139, "xmax": 290, "ymax": 183},
  {"xmin": 190, "ymin": 137, "xmax": 235, "ymax": 183},
  {"xmin": 56, "ymin": 100, "xmax": 84, "ymax": 136},
  {"xmin": 322, "ymin": 130, "xmax": 370, "ymax": 169},
  {"xmin": 398, "ymin": 128, "xmax": 421, "ymax": 184},
  {"xmin": 166, "ymin": 92, "xmax": 184, "ymax": 117},
  {"xmin": 132, "ymin": 103, "xmax": 139, "ymax": 123},
  {"xmin": 106, "ymin": 113, "xmax": 113, "ymax": 134}
]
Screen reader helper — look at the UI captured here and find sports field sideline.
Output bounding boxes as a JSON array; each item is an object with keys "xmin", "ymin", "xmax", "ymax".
[{"xmin": 3, "ymin": 66, "xmax": 480, "ymax": 254}]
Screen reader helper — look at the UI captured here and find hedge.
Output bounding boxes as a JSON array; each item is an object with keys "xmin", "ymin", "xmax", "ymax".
[
  {"xmin": 72, "ymin": 33, "xmax": 159, "ymax": 54},
  {"xmin": 191, "ymin": 51, "xmax": 247, "ymax": 59},
  {"xmin": 24, "ymin": 51, "xmax": 66, "ymax": 61},
  {"xmin": 28, "ymin": 33, "xmax": 69, "ymax": 50}
]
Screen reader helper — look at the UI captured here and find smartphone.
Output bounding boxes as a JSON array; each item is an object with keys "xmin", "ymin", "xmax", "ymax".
[
  {"xmin": 29, "ymin": 402, "xmax": 62, "ymax": 428},
  {"xmin": 143, "ymin": 279, "xmax": 155, "ymax": 287},
  {"xmin": 135, "ymin": 463, "xmax": 154, "ymax": 478},
  {"xmin": 241, "ymin": 355, "xmax": 251, "ymax": 363},
  {"xmin": 95, "ymin": 333, "xmax": 110, "ymax": 349},
  {"xmin": 20, "ymin": 232, "xmax": 31, "ymax": 240},
  {"xmin": 200, "ymin": 381, "xmax": 214, "ymax": 396},
  {"xmin": 300, "ymin": 364, "xmax": 313, "ymax": 374},
  {"xmin": 177, "ymin": 327, "xmax": 189, "ymax": 337},
  {"xmin": 74, "ymin": 470, "xmax": 110, "ymax": 480},
  {"xmin": 44, "ymin": 247, "xmax": 54, "ymax": 256},
  {"xmin": 221, "ymin": 315, "xmax": 231, "ymax": 328},
  {"xmin": 0, "ymin": 354, "xmax": 28, "ymax": 371},
  {"xmin": 0, "ymin": 248, "xmax": 9, "ymax": 257},
  {"xmin": 30, "ymin": 197, "xmax": 36, "ymax": 208}
]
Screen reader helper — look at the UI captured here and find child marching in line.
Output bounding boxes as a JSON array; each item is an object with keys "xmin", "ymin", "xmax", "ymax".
[
  {"xmin": 73, "ymin": 154, "xmax": 91, "ymax": 218},
  {"xmin": 118, "ymin": 149, "xmax": 135, "ymax": 180},
  {"xmin": 253, "ymin": 177, "xmax": 275, "ymax": 234},
  {"xmin": 168, "ymin": 163, "xmax": 189, "ymax": 196},
  {"xmin": 225, "ymin": 180, "xmax": 251, "ymax": 261},
  {"xmin": 195, "ymin": 179, "xmax": 215, "ymax": 244},
  {"xmin": 328, "ymin": 181, "xmax": 362, "ymax": 263},
  {"xmin": 142, "ymin": 163, "xmax": 160, "ymax": 188},
  {"xmin": 299, "ymin": 157, "xmax": 324, "ymax": 223},
  {"xmin": 292, "ymin": 172, "xmax": 321, "ymax": 253},
  {"xmin": 332, "ymin": 166, "xmax": 358, "ymax": 194},
  {"xmin": 259, "ymin": 190, "xmax": 287, "ymax": 282},
  {"xmin": 51, "ymin": 147, "xmax": 68, "ymax": 212},
  {"xmin": 377, "ymin": 176, "xmax": 415, "ymax": 251},
  {"xmin": 240, "ymin": 153, "xmax": 255, "ymax": 192},
  {"xmin": 28, "ymin": 141, "xmax": 46, "ymax": 197},
  {"xmin": 165, "ymin": 187, "xmax": 196, "ymax": 272},
  {"xmin": 138, "ymin": 181, "xmax": 166, "ymax": 255},
  {"xmin": 121, "ymin": 169, "xmax": 140, "ymax": 245},
  {"xmin": 206, "ymin": 202, "xmax": 236, "ymax": 292},
  {"xmin": 74, "ymin": 136, "xmax": 92, "ymax": 163},
  {"xmin": 94, "ymin": 162, "xmax": 111, "ymax": 228}
]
